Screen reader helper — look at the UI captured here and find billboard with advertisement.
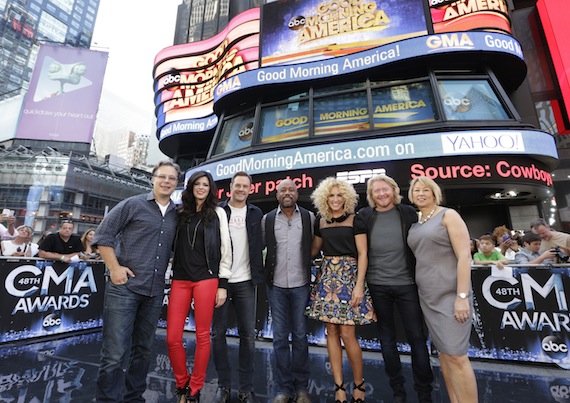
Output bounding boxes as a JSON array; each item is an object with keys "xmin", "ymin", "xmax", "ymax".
[
  {"xmin": 260, "ymin": 0, "xmax": 427, "ymax": 66},
  {"xmin": 15, "ymin": 45, "xmax": 108, "ymax": 144},
  {"xmin": 0, "ymin": 259, "xmax": 106, "ymax": 343},
  {"xmin": 468, "ymin": 266, "xmax": 570, "ymax": 369},
  {"xmin": 429, "ymin": 0, "xmax": 511, "ymax": 34},
  {"xmin": 157, "ymin": 263, "xmax": 570, "ymax": 369},
  {"xmin": 153, "ymin": 8, "xmax": 260, "ymax": 141}
]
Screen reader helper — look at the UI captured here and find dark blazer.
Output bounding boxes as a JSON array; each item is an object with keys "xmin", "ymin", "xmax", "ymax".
[{"xmin": 220, "ymin": 200, "xmax": 265, "ymax": 286}]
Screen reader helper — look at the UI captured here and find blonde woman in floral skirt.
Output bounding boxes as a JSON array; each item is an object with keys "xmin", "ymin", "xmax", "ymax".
[{"xmin": 306, "ymin": 177, "xmax": 376, "ymax": 403}]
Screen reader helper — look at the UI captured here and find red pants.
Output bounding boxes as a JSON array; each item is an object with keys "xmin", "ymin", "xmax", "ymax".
[{"xmin": 166, "ymin": 278, "xmax": 218, "ymax": 395}]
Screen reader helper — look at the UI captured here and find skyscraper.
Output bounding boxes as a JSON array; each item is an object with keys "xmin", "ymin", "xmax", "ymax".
[{"xmin": 0, "ymin": 0, "xmax": 100, "ymax": 101}]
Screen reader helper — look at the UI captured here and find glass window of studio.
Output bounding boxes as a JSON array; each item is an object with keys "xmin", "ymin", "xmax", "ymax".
[
  {"xmin": 372, "ymin": 82, "xmax": 437, "ymax": 128},
  {"xmin": 314, "ymin": 91, "xmax": 369, "ymax": 136},
  {"xmin": 214, "ymin": 111, "xmax": 255, "ymax": 155},
  {"xmin": 313, "ymin": 81, "xmax": 366, "ymax": 96},
  {"xmin": 259, "ymin": 101, "xmax": 310, "ymax": 144},
  {"xmin": 438, "ymin": 80, "xmax": 510, "ymax": 121}
]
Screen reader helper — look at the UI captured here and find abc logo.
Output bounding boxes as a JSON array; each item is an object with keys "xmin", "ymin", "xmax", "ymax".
[
  {"xmin": 42, "ymin": 313, "xmax": 62, "ymax": 331},
  {"xmin": 288, "ymin": 15, "xmax": 306, "ymax": 30},
  {"xmin": 443, "ymin": 95, "xmax": 471, "ymax": 112},
  {"xmin": 444, "ymin": 96, "xmax": 471, "ymax": 107},
  {"xmin": 238, "ymin": 122, "xmax": 254, "ymax": 142},
  {"xmin": 551, "ymin": 379, "xmax": 570, "ymax": 403},
  {"xmin": 542, "ymin": 335, "xmax": 568, "ymax": 360},
  {"xmin": 162, "ymin": 74, "xmax": 181, "ymax": 86}
]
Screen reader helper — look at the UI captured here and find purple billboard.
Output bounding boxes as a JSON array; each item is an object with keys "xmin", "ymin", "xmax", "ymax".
[{"xmin": 16, "ymin": 44, "xmax": 108, "ymax": 144}]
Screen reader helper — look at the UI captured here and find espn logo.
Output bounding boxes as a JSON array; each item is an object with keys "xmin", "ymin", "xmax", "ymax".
[{"xmin": 336, "ymin": 169, "xmax": 386, "ymax": 184}]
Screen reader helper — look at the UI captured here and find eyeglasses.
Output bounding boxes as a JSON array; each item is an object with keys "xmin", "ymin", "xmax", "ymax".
[{"xmin": 153, "ymin": 174, "xmax": 178, "ymax": 182}]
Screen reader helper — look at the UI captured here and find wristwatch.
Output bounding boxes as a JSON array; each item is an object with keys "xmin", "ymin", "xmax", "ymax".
[{"xmin": 457, "ymin": 292, "xmax": 469, "ymax": 299}]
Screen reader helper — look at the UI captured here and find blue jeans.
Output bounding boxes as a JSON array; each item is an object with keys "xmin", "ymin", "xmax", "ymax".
[
  {"xmin": 211, "ymin": 280, "xmax": 257, "ymax": 393},
  {"xmin": 368, "ymin": 283, "xmax": 434, "ymax": 400},
  {"xmin": 96, "ymin": 283, "xmax": 163, "ymax": 402},
  {"xmin": 267, "ymin": 284, "xmax": 310, "ymax": 397}
]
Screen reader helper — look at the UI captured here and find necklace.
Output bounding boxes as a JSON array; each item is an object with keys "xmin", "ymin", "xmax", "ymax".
[
  {"xmin": 418, "ymin": 207, "xmax": 436, "ymax": 224},
  {"xmin": 326, "ymin": 213, "xmax": 349, "ymax": 224}
]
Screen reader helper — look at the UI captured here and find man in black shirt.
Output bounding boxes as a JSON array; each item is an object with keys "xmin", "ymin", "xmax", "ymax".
[{"xmin": 38, "ymin": 220, "xmax": 83, "ymax": 263}]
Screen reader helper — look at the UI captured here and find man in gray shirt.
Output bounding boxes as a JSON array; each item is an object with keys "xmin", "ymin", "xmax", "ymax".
[
  {"xmin": 262, "ymin": 179, "xmax": 315, "ymax": 403},
  {"xmin": 354, "ymin": 174, "xmax": 433, "ymax": 403}
]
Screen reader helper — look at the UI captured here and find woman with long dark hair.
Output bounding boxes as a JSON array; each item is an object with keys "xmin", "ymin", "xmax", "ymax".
[
  {"xmin": 80, "ymin": 228, "xmax": 100, "ymax": 259},
  {"xmin": 167, "ymin": 171, "xmax": 232, "ymax": 402}
]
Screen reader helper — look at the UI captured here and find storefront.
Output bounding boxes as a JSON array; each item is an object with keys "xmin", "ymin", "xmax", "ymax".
[{"xmin": 153, "ymin": 0, "xmax": 558, "ymax": 231}]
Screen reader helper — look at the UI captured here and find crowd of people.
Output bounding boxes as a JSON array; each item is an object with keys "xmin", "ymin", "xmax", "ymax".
[
  {"xmin": 3, "ymin": 161, "xmax": 568, "ymax": 403},
  {"xmin": 0, "ymin": 213, "xmax": 99, "ymax": 260},
  {"xmin": 469, "ymin": 218, "xmax": 570, "ymax": 267}
]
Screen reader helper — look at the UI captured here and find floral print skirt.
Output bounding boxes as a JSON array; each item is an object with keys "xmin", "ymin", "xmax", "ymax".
[{"xmin": 306, "ymin": 256, "xmax": 376, "ymax": 325}]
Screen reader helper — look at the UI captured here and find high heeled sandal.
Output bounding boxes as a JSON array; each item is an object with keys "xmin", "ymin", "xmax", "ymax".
[
  {"xmin": 175, "ymin": 381, "xmax": 189, "ymax": 403},
  {"xmin": 187, "ymin": 389, "xmax": 200, "ymax": 402},
  {"xmin": 335, "ymin": 381, "xmax": 348, "ymax": 403},
  {"xmin": 351, "ymin": 379, "xmax": 365, "ymax": 403}
]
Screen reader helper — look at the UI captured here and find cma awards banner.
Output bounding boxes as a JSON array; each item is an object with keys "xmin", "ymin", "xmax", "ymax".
[
  {"xmin": 159, "ymin": 264, "xmax": 570, "ymax": 368},
  {"xmin": 469, "ymin": 266, "xmax": 570, "ymax": 369},
  {"xmin": 0, "ymin": 259, "xmax": 106, "ymax": 343}
]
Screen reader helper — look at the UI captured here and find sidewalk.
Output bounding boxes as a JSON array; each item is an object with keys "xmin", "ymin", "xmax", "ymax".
[{"xmin": 0, "ymin": 329, "xmax": 567, "ymax": 402}]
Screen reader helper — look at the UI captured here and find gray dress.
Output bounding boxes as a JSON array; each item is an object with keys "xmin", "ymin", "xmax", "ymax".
[{"xmin": 407, "ymin": 208, "xmax": 472, "ymax": 355}]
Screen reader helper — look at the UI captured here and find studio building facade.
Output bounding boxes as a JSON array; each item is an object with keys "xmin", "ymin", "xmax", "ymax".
[{"xmin": 154, "ymin": 0, "xmax": 569, "ymax": 234}]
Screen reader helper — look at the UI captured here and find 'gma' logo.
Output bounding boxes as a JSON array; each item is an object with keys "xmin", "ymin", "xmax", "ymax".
[{"xmin": 426, "ymin": 33, "xmax": 474, "ymax": 50}]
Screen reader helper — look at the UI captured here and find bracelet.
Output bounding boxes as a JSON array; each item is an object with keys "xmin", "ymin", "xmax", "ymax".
[{"xmin": 60, "ymin": 255, "xmax": 65, "ymax": 261}]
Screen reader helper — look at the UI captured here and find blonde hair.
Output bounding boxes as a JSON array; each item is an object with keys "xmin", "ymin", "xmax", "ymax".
[
  {"xmin": 310, "ymin": 177, "xmax": 358, "ymax": 221},
  {"xmin": 366, "ymin": 174, "xmax": 402, "ymax": 207},
  {"xmin": 408, "ymin": 176, "xmax": 443, "ymax": 206},
  {"xmin": 16, "ymin": 225, "xmax": 33, "ymax": 237}
]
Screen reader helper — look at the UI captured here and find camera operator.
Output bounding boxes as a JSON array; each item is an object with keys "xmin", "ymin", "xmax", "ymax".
[{"xmin": 530, "ymin": 218, "xmax": 570, "ymax": 259}]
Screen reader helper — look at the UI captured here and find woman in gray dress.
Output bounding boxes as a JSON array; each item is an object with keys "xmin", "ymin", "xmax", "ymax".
[{"xmin": 407, "ymin": 176, "xmax": 477, "ymax": 403}]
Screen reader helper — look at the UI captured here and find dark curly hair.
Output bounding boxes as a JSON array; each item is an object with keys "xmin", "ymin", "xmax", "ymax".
[{"xmin": 180, "ymin": 171, "xmax": 218, "ymax": 222}]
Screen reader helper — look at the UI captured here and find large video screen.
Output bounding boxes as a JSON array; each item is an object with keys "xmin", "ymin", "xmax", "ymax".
[{"xmin": 261, "ymin": 0, "xmax": 427, "ymax": 66}]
